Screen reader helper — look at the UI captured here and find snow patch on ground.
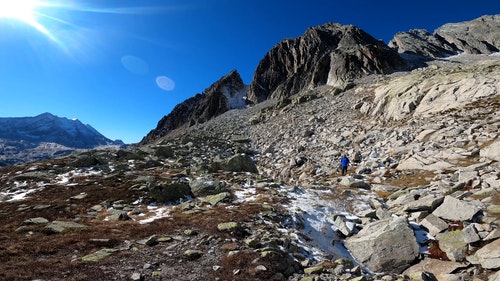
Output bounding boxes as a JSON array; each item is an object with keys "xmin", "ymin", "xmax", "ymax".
[
  {"xmin": 278, "ymin": 186, "xmax": 354, "ymax": 261},
  {"xmin": 56, "ymin": 168, "xmax": 103, "ymax": 185},
  {"xmin": 233, "ymin": 186, "xmax": 258, "ymax": 202},
  {"xmin": 138, "ymin": 205, "xmax": 171, "ymax": 224},
  {"xmin": 0, "ymin": 187, "xmax": 41, "ymax": 202}
]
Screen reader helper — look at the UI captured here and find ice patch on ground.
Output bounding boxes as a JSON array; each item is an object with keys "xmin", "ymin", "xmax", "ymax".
[
  {"xmin": 223, "ymin": 85, "xmax": 249, "ymax": 109},
  {"xmin": 278, "ymin": 186, "xmax": 354, "ymax": 261}
]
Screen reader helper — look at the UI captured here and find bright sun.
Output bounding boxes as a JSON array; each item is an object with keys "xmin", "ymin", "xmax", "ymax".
[
  {"xmin": 0, "ymin": 0, "xmax": 49, "ymax": 34},
  {"xmin": 0, "ymin": 1, "xmax": 40, "ymax": 20}
]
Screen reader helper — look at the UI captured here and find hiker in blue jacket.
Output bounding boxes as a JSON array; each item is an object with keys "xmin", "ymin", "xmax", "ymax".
[{"xmin": 341, "ymin": 154, "xmax": 350, "ymax": 176}]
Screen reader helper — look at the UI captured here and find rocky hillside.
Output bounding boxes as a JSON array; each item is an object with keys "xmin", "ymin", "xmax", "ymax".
[
  {"xmin": 142, "ymin": 22, "xmax": 409, "ymax": 142},
  {"xmin": 144, "ymin": 15, "xmax": 500, "ymax": 142},
  {"xmin": 389, "ymin": 15, "xmax": 500, "ymax": 58},
  {"xmin": 0, "ymin": 113, "xmax": 124, "ymax": 166},
  {"xmin": 141, "ymin": 70, "xmax": 248, "ymax": 143},
  {"xmin": 0, "ymin": 16, "xmax": 499, "ymax": 281}
]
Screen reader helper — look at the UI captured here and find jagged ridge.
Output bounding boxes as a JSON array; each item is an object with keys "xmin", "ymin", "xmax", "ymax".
[{"xmin": 143, "ymin": 16, "xmax": 500, "ymax": 144}]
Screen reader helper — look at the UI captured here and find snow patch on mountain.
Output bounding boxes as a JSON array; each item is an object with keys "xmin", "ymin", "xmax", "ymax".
[{"xmin": 223, "ymin": 85, "xmax": 249, "ymax": 109}]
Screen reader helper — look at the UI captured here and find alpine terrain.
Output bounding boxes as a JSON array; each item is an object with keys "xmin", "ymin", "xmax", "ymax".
[
  {"xmin": 0, "ymin": 15, "xmax": 499, "ymax": 281},
  {"xmin": 0, "ymin": 112, "xmax": 124, "ymax": 166}
]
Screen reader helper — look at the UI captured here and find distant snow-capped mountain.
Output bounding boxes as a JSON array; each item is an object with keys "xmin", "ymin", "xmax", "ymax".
[
  {"xmin": 0, "ymin": 112, "xmax": 123, "ymax": 148},
  {"xmin": 0, "ymin": 113, "xmax": 124, "ymax": 166}
]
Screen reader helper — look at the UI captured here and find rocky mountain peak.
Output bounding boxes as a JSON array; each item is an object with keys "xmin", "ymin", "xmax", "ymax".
[
  {"xmin": 140, "ymin": 70, "xmax": 248, "ymax": 144},
  {"xmin": 142, "ymin": 15, "xmax": 499, "ymax": 146},
  {"xmin": 246, "ymin": 22, "xmax": 408, "ymax": 104}
]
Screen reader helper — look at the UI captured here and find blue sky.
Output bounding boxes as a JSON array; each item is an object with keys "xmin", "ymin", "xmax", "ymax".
[{"xmin": 0, "ymin": 0, "xmax": 498, "ymax": 144}]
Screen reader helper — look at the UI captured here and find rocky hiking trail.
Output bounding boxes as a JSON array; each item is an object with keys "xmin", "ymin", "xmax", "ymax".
[{"xmin": 1, "ymin": 54, "xmax": 500, "ymax": 281}]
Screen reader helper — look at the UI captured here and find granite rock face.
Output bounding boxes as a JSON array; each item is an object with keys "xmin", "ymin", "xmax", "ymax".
[
  {"xmin": 389, "ymin": 15, "xmax": 500, "ymax": 58},
  {"xmin": 144, "ymin": 16, "xmax": 500, "ymax": 146},
  {"xmin": 344, "ymin": 217, "xmax": 420, "ymax": 273},
  {"xmin": 388, "ymin": 28, "xmax": 458, "ymax": 58},
  {"xmin": 141, "ymin": 70, "xmax": 247, "ymax": 143},
  {"xmin": 247, "ymin": 23, "xmax": 408, "ymax": 104}
]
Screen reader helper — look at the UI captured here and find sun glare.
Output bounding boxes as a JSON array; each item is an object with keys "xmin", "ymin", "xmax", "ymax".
[{"xmin": 0, "ymin": 0, "xmax": 50, "ymax": 34}]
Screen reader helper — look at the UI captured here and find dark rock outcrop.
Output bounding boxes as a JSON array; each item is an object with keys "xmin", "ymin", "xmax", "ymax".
[
  {"xmin": 141, "ymin": 70, "xmax": 247, "ymax": 144},
  {"xmin": 246, "ymin": 23, "xmax": 408, "ymax": 103},
  {"xmin": 389, "ymin": 15, "xmax": 500, "ymax": 58}
]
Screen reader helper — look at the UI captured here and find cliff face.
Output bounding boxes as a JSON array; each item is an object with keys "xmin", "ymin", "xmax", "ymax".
[
  {"xmin": 246, "ymin": 23, "xmax": 408, "ymax": 104},
  {"xmin": 141, "ymin": 70, "xmax": 247, "ymax": 143},
  {"xmin": 389, "ymin": 15, "xmax": 500, "ymax": 58}
]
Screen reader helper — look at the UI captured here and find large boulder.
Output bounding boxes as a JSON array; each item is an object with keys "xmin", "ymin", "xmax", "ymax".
[
  {"xmin": 466, "ymin": 238, "xmax": 500, "ymax": 269},
  {"xmin": 480, "ymin": 138, "xmax": 500, "ymax": 162},
  {"xmin": 148, "ymin": 182, "xmax": 193, "ymax": 203},
  {"xmin": 189, "ymin": 177, "xmax": 228, "ymax": 197},
  {"xmin": 45, "ymin": 221, "xmax": 87, "ymax": 234},
  {"xmin": 432, "ymin": 196, "xmax": 482, "ymax": 222},
  {"xmin": 344, "ymin": 216, "xmax": 419, "ymax": 273},
  {"xmin": 212, "ymin": 154, "xmax": 258, "ymax": 173}
]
